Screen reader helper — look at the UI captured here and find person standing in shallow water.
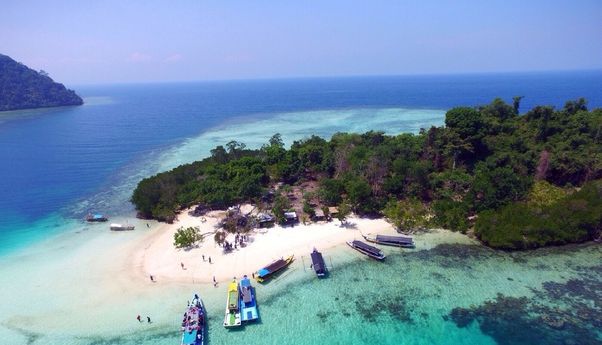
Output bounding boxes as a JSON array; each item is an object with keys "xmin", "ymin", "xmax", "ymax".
[
  {"xmin": 136, "ymin": 315, "xmax": 141, "ymax": 322},
  {"xmin": 147, "ymin": 316, "xmax": 151, "ymax": 323}
]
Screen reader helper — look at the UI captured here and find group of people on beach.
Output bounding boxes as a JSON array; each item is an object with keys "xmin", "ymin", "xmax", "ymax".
[{"xmin": 222, "ymin": 234, "xmax": 248, "ymax": 252}]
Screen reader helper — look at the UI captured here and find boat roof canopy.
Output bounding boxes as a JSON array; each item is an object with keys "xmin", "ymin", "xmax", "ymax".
[
  {"xmin": 310, "ymin": 250, "xmax": 326, "ymax": 273},
  {"xmin": 182, "ymin": 329, "xmax": 198, "ymax": 345},
  {"xmin": 376, "ymin": 234, "xmax": 414, "ymax": 244},
  {"xmin": 353, "ymin": 240, "xmax": 383, "ymax": 255},
  {"xmin": 257, "ymin": 258, "xmax": 287, "ymax": 278}
]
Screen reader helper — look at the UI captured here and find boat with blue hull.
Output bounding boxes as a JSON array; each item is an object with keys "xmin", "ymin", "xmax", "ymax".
[
  {"xmin": 239, "ymin": 275, "xmax": 259, "ymax": 322},
  {"xmin": 86, "ymin": 213, "xmax": 108, "ymax": 222},
  {"xmin": 181, "ymin": 294, "xmax": 206, "ymax": 345},
  {"xmin": 255, "ymin": 255, "xmax": 294, "ymax": 283}
]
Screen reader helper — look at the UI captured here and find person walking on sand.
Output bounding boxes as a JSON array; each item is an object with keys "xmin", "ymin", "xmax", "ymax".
[
  {"xmin": 181, "ymin": 262, "xmax": 184, "ymax": 269},
  {"xmin": 150, "ymin": 275, "xmax": 154, "ymax": 282},
  {"xmin": 202, "ymin": 254, "xmax": 205, "ymax": 262},
  {"xmin": 137, "ymin": 315, "xmax": 141, "ymax": 322},
  {"xmin": 208, "ymin": 256, "xmax": 212, "ymax": 264}
]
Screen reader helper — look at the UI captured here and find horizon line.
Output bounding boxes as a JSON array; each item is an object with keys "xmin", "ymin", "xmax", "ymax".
[{"xmin": 69, "ymin": 68, "xmax": 602, "ymax": 87}]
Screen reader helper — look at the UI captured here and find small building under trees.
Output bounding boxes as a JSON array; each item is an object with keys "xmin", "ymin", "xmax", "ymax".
[{"xmin": 283, "ymin": 211, "xmax": 299, "ymax": 225}]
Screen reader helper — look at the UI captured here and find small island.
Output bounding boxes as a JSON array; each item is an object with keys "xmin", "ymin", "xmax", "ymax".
[
  {"xmin": 0, "ymin": 53, "xmax": 83, "ymax": 111},
  {"xmin": 132, "ymin": 98, "xmax": 602, "ymax": 250}
]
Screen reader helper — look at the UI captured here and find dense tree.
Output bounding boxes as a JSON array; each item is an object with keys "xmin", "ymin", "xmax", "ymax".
[
  {"xmin": 173, "ymin": 226, "xmax": 202, "ymax": 248},
  {"xmin": 132, "ymin": 98, "xmax": 602, "ymax": 250},
  {"xmin": 0, "ymin": 54, "xmax": 83, "ymax": 111}
]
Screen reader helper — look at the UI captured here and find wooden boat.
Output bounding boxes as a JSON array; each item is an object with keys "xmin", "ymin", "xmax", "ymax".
[
  {"xmin": 347, "ymin": 240, "xmax": 386, "ymax": 260},
  {"xmin": 110, "ymin": 223, "xmax": 135, "ymax": 231},
  {"xmin": 255, "ymin": 255, "xmax": 294, "ymax": 283},
  {"xmin": 181, "ymin": 294, "xmax": 206, "ymax": 345},
  {"xmin": 310, "ymin": 248, "xmax": 327, "ymax": 277},
  {"xmin": 223, "ymin": 279, "xmax": 242, "ymax": 328},
  {"xmin": 85, "ymin": 213, "xmax": 108, "ymax": 222},
  {"xmin": 363, "ymin": 234, "xmax": 415, "ymax": 248},
  {"xmin": 239, "ymin": 275, "xmax": 259, "ymax": 322}
]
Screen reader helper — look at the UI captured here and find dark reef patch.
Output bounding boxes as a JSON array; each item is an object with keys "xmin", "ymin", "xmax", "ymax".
[
  {"xmin": 445, "ymin": 265, "xmax": 602, "ymax": 345},
  {"xmin": 410, "ymin": 243, "xmax": 493, "ymax": 268},
  {"xmin": 316, "ymin": 310, "xmax": 333, "ymax": 322},
  {"xmin": 82, "ymin": 330, "xmax": 178, "ymax": 345},
  {"xmin": 353, "ymin": 294, "xmax": 413, "ymax": 324}
]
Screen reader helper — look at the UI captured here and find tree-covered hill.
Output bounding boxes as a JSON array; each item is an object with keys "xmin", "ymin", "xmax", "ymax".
[
  {"xmin": 0, "ymin": 54, "xmax": 83, "ymax": 111},
  {"xmin": 132, "ymin": 98, "xmax": 602, "ymax": 250}
]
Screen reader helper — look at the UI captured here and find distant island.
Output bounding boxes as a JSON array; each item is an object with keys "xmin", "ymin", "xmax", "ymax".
[
  {"xmin": 0, "ymin": 54, "xmax": 83, "ymax": 111},
  {"xmin": 132, "ymin": 98, "xmax": 602, "ymax": 250}
]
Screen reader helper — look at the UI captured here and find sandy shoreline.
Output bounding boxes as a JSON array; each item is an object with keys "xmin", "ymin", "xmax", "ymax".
[{"xmin": 133, "ymin": 207, "xmax": 400, "ymax": 284}]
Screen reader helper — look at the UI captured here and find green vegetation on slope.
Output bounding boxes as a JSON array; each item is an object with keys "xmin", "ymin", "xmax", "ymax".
[
  {"xmin": 0, "ymin": 54, "xmax": 83, "ymax": 111},
  {"xmin": 475, "ymin": 180, "xmax": 602, "ymax": 249},
  {"xmin": 132, "ymin": 98, "xmax": 602, "ymax": 249}
]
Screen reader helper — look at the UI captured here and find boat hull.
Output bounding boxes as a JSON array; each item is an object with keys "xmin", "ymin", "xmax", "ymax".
[
  {"xmin": 347, "ymin": 241, "xmax": 386, "ymax": 260},
  {"xmin": 310, "ymin": 249, "xmax": 328, "ymax": 278},
  {"xmin": 255, "ymin": 255, "xmax": 294, "ymax": 283},
  {"xmin": 239, "ymin": 276, "xmax": 259, "ymax": 322},
  {"xmin": 364, "ymin": 236, "xmax": 414, "ymax": 248},
  {"xmin": 223, "ymin": 281, "xmax": 242, "ymax": 328},
  {"xmin": 181, "ymin": 295, "xmax": 205, "ymax": 345},
  {"xmin": 110, "ymin": 224, "xmax": 135, "ymax": 231}
]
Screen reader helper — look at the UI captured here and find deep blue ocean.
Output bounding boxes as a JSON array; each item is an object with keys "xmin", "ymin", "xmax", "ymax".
[{"xmin": 1, "ymin": 71, "xmax": 601, "ymax": 253}]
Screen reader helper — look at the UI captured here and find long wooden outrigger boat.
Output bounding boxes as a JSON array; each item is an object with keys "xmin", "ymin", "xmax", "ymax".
[
  {"xmin": 347, "ymin": 240, "xmax": 386, "ymax": 260},
  {"xmin": 181, "ymin": 294, "xmax": 206, "ymax": 345},
  {"xmin": 310, "ymin": 248, "xmax": 327, "ymax": 277},
  {"xmin": 223, "ymin": 280, "xmax": 242, "ymax": 328},
  {"xmin": 363, "ymin": 234, "xmax": 415, "ymax": 248},
  {"xmin": 255, "ymin": 255, "xmax": 294, "ymax": 283},
  {"xmin": 239, "ymin": 275, "xmax": 259, "ymax": 323}
]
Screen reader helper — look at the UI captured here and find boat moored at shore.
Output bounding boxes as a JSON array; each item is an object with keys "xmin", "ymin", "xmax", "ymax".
[
  {"xmin": 86, "ymin": 213, "xmax": 108, "ymax": 222},
  {"xmin": 224, "ymin": 279, "xmax": 242, "ymax": 328},
  {"xmin": 181, "ymin": 294, "xmax": 206, "ymax": 345},
  {"xmin": 347, "ymin": 240, "xmax": 386, "ymax": 260},
  {"xmin": 110, "ymin": 223, "xmax": 135, "ymax": 231},
  {"xmin": 255, "ymin": 255, "xmax": 295, "ymax": 283},
  {"xmin": 363, "ymin": 234, "xmax": 414, "ymax": 248},
  {"xmin": 310, "ymin": 248, "xmax": 327, "ymax": 277},
  {"xmin": 239, "ymin": 275, "xmax": 259, "ymax": 322}
]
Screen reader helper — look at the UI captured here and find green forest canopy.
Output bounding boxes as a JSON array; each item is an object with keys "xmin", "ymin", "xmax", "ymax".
[
  {"xmin": 0, "ymin": 53, "xmax": 83, "ymax": 111},
  {"xmin": 132, "ymin": 98, "xmax": 602, "ymax": 250}
]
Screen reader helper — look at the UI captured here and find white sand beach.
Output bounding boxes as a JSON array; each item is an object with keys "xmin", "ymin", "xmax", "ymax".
[{"xmin": 134, "ymin": 206, "xmax": 400, "ymax": 284}]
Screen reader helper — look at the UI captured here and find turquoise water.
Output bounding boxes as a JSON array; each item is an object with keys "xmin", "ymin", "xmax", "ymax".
[
  {"xmin": 1, "ymin": 231, "xmax": 599, "ymax": 345},
  {"xmin": 1, "ymin": 73, "xmax": 601, "ymax": 344}
]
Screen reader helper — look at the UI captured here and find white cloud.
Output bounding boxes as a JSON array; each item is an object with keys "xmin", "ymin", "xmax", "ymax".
[
  {"xmin": 127, "ymin": 52, "xmax": 152, "ymax": 62},
  {"xmin": 164, "ymin": 54, "xmax": 183, "ymax": 62}
]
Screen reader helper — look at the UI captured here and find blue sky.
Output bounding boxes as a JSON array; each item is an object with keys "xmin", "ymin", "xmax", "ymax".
[{"xmin": 1, "ymin": 0, "xmax": 601, "ymax": 84}]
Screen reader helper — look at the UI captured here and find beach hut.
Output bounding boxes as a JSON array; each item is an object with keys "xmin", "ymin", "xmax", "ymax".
[
  {"xmin": 257, "ymin": 213, "xmax": 275, "ymax": 228},
  {"xmin": 312, "ymin": 208, "xmax": 326, "ymax": 221},
  {"xmin": 328, "ymin": 207, "xmax": 339, "ymax": 220},
  {"xmin": 283, "ymin": 211, "xmax": 299, "ymax": 224}
]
